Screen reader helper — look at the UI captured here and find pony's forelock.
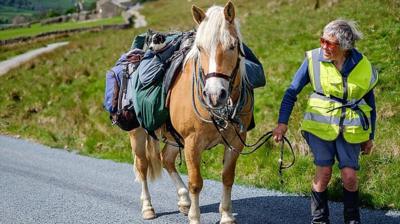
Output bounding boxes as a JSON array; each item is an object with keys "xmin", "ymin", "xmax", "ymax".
[{"xmin": 184, "ymin": 5, "xmax": 243, "ymax": 65}]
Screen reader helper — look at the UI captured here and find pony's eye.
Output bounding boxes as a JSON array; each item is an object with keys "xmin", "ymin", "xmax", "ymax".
[{"xmin": 229, "ymin": 45, "xmax": 235, "ymax": 50}]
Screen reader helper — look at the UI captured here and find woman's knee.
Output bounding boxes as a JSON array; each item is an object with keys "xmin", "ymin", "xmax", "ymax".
[
  {"xmin": 316, "ymin": 166, "xmax": 333, "ymax": 180},
  {"xmin": 313, "ymin": 166, "xmax": 333, "ymax": 191},
  {"xmin": 341, "ymin": 167, "xmax": 358, "ymax": 190}
]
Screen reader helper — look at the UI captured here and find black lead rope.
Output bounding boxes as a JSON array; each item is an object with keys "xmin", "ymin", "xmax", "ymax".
[
  {"xmin": 211, "ymin": 116, "xmax": 296, "ymax": 184},
  {"xmin": 278, "ymin": 135, "xmax": 295, "ymax": 184}
]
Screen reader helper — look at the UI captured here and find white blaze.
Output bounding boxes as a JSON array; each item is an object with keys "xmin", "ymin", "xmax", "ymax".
[{"xmin": 204, "ymin": 45, "xmax": 229, "ymax": 97}]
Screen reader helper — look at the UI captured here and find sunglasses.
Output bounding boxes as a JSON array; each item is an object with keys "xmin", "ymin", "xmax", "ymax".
[{"xmin": 320, "ymin": 37, "xmax": 340, "ymax": 49}]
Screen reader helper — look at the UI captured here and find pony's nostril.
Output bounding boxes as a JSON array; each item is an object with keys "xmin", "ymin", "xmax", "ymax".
[
  {"xmin": 202, "ymin": 90, "xmax": 207, "ymax": 98},
  {"xmin": 220, "ymin": 89, "xmax": 227, "ymax": 100}
]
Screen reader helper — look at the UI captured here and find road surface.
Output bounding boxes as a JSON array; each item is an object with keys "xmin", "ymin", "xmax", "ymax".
[{"xmin": 0, "ymin": 135, "xmax": 399, "ymax": 223}]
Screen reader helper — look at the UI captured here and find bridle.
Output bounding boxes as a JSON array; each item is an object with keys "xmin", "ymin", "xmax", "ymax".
[
  {"xmin": 201, "ymin": 49, "xmax": 242, "ymax": 99},
  {"xmin": 192, "ymin": 41, "xmax": 250, "ymax": 123}
]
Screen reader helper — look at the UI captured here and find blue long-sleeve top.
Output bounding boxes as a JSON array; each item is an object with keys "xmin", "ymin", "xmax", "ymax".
[{"xmin": 278, "ymin": 48, "xmax": 376, "ymax": 140}]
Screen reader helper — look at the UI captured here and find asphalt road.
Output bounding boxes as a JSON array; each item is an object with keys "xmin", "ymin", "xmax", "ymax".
[
  {"xmin": 0, "ymin": 135, "xmax": 399, "ymax": 224},
  {"xmin": 0, "ymin": 42, "xmax": 69, "ymax": 76}
]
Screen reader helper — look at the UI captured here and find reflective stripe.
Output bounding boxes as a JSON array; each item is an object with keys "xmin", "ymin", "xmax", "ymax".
[
  {"xmin": 304, "ymin": 112, "xmax": 340, "ymax": 124},
  {"xmin": 305, "ymin": 111, "xmax": 366, "ymax": 127},
  {"xmin": 310, "ymin": 92, "xmax": 329, "ymax": 100},
  {"xmin": 370, "ymin": 66, "xmax": 378, "ymax": 87},
  {"xmin": 346, "ymin": 98, "xmax": 367, "ymax": 105},
  {"xmin": 311, "ymin": 49, "xmax": 323, "ymax": 94},
  {"xmin": 343, "ymin": 117, "xmax": 370, "ymax": 127}
]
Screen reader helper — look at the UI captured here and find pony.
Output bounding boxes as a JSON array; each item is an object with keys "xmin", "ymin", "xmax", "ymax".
[{"xmin": 129, "ymin": 2, "xmax": 253, "ymax": 223}]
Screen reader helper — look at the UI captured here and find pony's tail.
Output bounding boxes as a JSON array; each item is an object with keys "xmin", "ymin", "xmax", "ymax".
[{"xmin": 144, "ymin": 134, "xmax": 162, "ymax": 181}]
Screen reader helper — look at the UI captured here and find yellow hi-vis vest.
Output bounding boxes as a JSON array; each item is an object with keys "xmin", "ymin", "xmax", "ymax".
[{"xmin": 301, "ymin": 48, "xmax": 378, "ymax": 144}]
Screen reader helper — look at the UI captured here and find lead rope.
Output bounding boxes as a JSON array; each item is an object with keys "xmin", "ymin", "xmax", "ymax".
[
  {"xmin": 211, "ymin": 116, "xmax": 295, "ymax": 184},
  {"xmin": 278, "ymin": 135, "xmax": 295, "ymax": 184}
]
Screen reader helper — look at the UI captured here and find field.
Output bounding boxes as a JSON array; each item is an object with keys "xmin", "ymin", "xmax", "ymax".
[
  {"xmin": 0, "ymin": 0, "xmax": 399, "ymax": 210},
  {"xmin": 0, "ymin": 0, "xmax": 97, "ymax": 24},
  {"xmin": 0, "ymin": 5, "xmax": 36, "ymax": 22},
  {"xmin": 0, "ymin": 16, "xmax": 125, "ymax": 40}
]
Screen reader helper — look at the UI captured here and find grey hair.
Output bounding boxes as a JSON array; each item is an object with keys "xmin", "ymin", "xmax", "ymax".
[{"xmin": 323, "ymin": 19, "xmax": 363, "ymax": 50}]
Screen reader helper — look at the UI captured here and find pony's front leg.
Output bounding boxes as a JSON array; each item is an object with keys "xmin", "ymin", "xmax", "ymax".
[
  {"xmin": 129, "ymin": 128, "xmax": 156, "ymax": 220},
  {"xmin": 219, "ymin": 145, "xmax": 242, "ymax": 224},
  {"xmin": 161, "ymin": 144, "xmax": 191, "ymax": 215},
  {"xmin": 184, "ymin": 137, "xmax": 203, "ymax": 224}
]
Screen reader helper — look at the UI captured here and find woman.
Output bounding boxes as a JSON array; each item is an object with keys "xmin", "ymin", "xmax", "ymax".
[{"xmin": 273, "ymin": 19, "xmax": 377, "ymax": 224}]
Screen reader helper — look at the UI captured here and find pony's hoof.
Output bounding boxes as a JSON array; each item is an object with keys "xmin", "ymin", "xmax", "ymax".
[
  {"xmin": 179, "ymin": 205, "xmax": 190, "ymax": 215},
  {"xmin": 220, "ymin": 221, "xmax": 237, "ymax": 224},
  {"xmin": 142, "ymin": 208, "xmax": 156, "ymax": 220},
  {"xmin": 220, "ymin": 216, "xmax": 236, "ymax": 224}
]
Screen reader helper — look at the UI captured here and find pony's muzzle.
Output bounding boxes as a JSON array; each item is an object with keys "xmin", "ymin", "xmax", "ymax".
[{"xmin": 203, "ymin": 88, "xmax": 228, "ymax": 108}]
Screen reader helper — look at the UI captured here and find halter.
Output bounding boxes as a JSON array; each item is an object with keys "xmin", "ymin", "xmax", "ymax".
[{"xmin": 191, "ymin": 42, "xmax": 251, "ymax": 127}]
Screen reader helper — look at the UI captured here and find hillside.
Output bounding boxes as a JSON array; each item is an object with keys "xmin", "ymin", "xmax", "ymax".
[{"xmin": 0, "ymin": 0, "xmax": 399, "ymax": 210}]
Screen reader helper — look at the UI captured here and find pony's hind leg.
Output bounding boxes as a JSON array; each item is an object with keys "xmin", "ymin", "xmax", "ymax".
[
  {"xmin": 161, "ymin": 144, "xmax": 191, "ymax": 215},
  {"xmin": 129, "ymin": 128, "xmax": 160, "ymax": 220},
  {"xmin": 219, "ymin": 146, "xmax": 241, "ymax": 224}
]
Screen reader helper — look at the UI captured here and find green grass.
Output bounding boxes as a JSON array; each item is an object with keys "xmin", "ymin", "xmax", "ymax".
[
  {"xmin": 0, "ymin": 0, "xmax": 399, "ymax": 210},
  {"xmin": 0, "ymin": 16, "xmax": 125, "ymax": 40}
]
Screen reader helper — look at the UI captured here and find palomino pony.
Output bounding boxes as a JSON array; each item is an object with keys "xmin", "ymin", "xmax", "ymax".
[{"xmin": 129, "ymin": 2, "xmax": 253, "ymax": 224}]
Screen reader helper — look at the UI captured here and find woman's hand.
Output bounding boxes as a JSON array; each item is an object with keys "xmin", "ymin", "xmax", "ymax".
[
  {"xmin": 361, "ymin": 140, "xmax": 374, "ymax": 155},
  {"xmin": 273, "ymin": 123, "xmax": 288, "ymax": 143}
]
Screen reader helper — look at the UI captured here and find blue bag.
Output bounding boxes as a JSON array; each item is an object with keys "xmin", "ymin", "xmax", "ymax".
[
  {"xmin": 103, "ymin": 50, "xmax": 143, "ymax": 131},
  {"xmin": 243, "ymin": 43, "xmax": 266, "ymax": 89}
]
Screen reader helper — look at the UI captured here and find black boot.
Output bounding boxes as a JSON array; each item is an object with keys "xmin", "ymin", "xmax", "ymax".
[
  {"xmin": 311, "ymin": 189, "xmax": 330, "ymax": 224},
  {"xmin": 343, "ymin": 188, "xmax": 361, "ymax": 224}
]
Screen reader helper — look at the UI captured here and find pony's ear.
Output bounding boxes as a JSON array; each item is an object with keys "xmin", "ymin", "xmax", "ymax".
[
  {"xmin": 224, "ymin": 1, "xmax": 235, "ymax": 23},
  {"xmin": 192, "ymin": 5, "xmax": 206, "ymax": 25}
]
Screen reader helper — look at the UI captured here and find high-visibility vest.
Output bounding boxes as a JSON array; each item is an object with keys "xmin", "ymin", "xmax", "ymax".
[{"xmin": 301, "ymin": 48, "xmax": 378, "ymax": 144}]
